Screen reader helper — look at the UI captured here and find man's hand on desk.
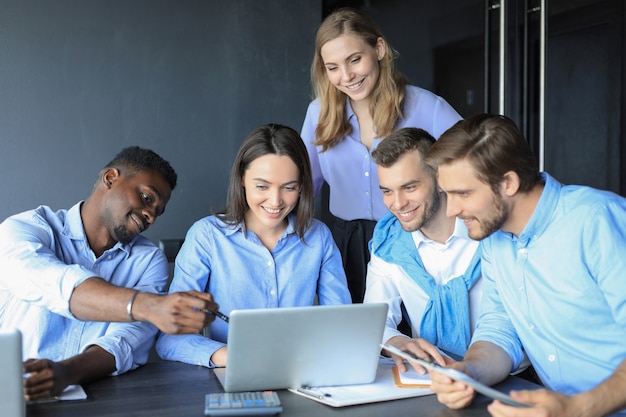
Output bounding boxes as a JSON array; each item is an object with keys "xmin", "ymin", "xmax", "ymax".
[
  {"xmin": 134, "ymin": 290, "xmax": 219, "ymax": 334},
  {"xmin": 23, "ymin": 345, "xmax": 115, "ymax": 401},
  {"xmin": 23, "ymin": 358, "xmax": 67, "ymax": 401}
]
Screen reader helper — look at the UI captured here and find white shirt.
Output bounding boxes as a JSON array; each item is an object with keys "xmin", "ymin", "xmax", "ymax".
[{"xmin": 364, "ymin": 218, "xmax": 482, "ymax": 346}]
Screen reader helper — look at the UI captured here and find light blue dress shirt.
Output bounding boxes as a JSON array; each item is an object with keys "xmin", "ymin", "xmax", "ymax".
[
  {"xmin": 472, "ymin": 173, "xmax": 626, "ymax": 397},
  {"xmin": 0, "ymin": 203, "xmax": 168, "ymax": 375},
  {"xmin": 156, "ymin": 214, "xmax": 351, "ymax": 367},
  {"xmin": 300, "ymin": 85, "xmax": 462, "ymax": 221}
]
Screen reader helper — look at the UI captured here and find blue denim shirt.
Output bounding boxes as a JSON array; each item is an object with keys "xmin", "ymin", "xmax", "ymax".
[
  {"xmin": 156, "ymin": 214, "xmax": 350, "ymax": 367},
  {"xmin": 0, "ymin": 203, "xmax": 168, "ymax": 375}
]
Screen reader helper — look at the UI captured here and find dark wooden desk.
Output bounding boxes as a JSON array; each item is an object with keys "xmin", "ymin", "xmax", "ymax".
[{"xmin": 26, "ymin": 361, "xmax": 538, "ymax": 417}]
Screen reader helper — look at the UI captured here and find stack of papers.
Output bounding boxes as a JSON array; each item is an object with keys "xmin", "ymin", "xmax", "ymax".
[{"xmin": 288, "ymin": 357, "xmax": 433, "ymax": 407}]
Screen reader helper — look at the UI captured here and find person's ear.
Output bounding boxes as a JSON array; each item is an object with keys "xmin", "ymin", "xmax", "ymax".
[
  {"xmin": 102, "ymin": 168, "xmax": 120, "ymax": 189},
  {"xmin": 501, "ymin": 171, "xmax": 521, "ymax": 197},
  {"xmin": 375, "ymin": 37, "xmax": 386, "ymax": 61}
]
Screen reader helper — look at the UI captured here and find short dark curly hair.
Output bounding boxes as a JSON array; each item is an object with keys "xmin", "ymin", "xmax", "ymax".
[{"xmin": 104, "ymin": 146, "xmax": 177, "ymax": 190}]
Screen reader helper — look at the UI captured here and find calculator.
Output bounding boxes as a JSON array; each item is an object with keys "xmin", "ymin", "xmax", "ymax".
[{"xmin": 204, "ymin": 391, "xmax": 283, "ymax": 416}]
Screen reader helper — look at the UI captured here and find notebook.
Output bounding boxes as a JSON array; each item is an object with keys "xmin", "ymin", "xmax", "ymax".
[
  {"xmin": 214, "ymin": 303, "xmax": 388, "ymax": 392},
  {"xmin": 0, "ymin": 329, "xmax": 25, "ymax": 417}
]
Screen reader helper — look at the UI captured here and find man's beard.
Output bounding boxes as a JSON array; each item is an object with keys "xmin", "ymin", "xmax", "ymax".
[
  {"xmin": 399, "ymin": 189, "xmax": 441, "ymax": 233},
  {"xmin": 113, "ymin": 225, "xmax": 135, "ymax": 244},
  {"xmin": 469, "ymin": 192, "xmax": 508, "ymax": 240}
]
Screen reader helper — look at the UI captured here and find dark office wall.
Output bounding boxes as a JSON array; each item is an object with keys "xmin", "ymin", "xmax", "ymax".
[{"xmin": 0, "ymin": 0, "xmax": 321, "ymax": 243}]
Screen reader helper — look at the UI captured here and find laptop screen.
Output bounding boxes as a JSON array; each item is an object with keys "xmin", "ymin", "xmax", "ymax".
[{"xmin": 217, "ymin": 303, "xmax": 388, "ymax": 392}]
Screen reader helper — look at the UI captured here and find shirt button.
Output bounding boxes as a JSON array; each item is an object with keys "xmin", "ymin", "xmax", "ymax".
[
  {"xmin": 364, "ymin": 172, "xmax": 370, "ymax": 177},
  {"xmin": 518, "ymin": 248, "xmax": 528, "ymax": 254},
  {"xmin": 270, "ymin": 290, "xmax": 277, "ymax": 296},
  {"xmin": 267, "ymin": 261, "xmax": 273, "ymax": 267},
  {"xmin": 548, "ymin": 354, "xmax": 556, "ymax": 362}
]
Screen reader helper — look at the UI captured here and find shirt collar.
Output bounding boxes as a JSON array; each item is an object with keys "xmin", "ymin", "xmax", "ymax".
[
  {"xmin": 63, "ymin": 201, "xmax": 132, "ymax": 256},
  {"xmin": 412, "ymin": 217, "xmax": 468, "ymax": 247},
  {"xmin": 223, "ymin": 213, "xmax": 297, "ymax": 239},
  {"xmin": 222, "ymin": 220, "xmax": 243, "ymax": 237},
  {"xmin": 516, "ymin": 172, "xmax": 556, "ymax": 245},
  {"xmin": 344, "ymin": 97, "xmax": 383, "ymax": 147},
  {"xmin": 63, "ymin": 201, "xmax": 88, "ymax": 240},
  {"xmin": 345, "ymin": 98, "xmax": 356, "ymax": 121}
]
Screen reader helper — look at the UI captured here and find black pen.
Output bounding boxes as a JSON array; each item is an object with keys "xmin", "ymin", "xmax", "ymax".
[
  {"xmin": 201, "ymin": 308, "xmax": 229, "ymax": 323},
  {"xmin": 213, "ymin": 310, "xmax": 229, "ymax": 323}
]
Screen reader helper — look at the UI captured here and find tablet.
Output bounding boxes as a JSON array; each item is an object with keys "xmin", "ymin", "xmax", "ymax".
[{"xmin": 381, "ymin": 344, "xmax": 532, "ymax": 408}]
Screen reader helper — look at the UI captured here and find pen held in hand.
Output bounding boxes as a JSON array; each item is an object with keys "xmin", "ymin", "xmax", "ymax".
[
  {"xmin": 200, "ymin": 308, "xmax": 229, "ymax": 323},
  {"xmin": 213, "ymin": 310, "xmax": 229, "ymax": 323}
]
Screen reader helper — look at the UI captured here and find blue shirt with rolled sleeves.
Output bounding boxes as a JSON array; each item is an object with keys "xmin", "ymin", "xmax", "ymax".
[
  {"xmin": 472, "ymin": 173, "xmax": 626, "ymax": 400},
  {"xmin": 0, "ymin": 203, "xmax": 168, "ymax": 375}
]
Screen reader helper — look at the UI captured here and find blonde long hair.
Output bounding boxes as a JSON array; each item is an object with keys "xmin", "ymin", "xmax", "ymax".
[{"xmin": 311, "ymin": 7, "xmax": 407, "ymax": 151}]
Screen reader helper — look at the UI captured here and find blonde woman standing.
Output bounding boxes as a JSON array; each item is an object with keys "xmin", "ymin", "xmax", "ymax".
[{"xmin": 301, "ymin": 7, "xmax": 462, "ymax": 303}]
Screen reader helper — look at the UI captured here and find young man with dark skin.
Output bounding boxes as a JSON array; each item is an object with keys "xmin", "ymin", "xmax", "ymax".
[
  {"xmin": 425, "ymin": 115, "xmax": 626, "ymax": 417},
  {"xmin": 0, "ymin": 147, "xmax": 219, "ymax": 400}
]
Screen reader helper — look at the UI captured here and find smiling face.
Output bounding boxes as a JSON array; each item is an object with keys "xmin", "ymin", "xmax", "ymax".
[
  {"xmin": 378, "ymin": 150, "xmax": 441, "ymax": 232},
  {"xmin": 242, "ymin": 154, "xmax": 301, "ymax": 235},
  {"xmin": 320, "ymin": 34, "xmax": 384, "ymax": 104},
  {"xmin": 437, "ymin": 158, "xmax": 509, "ymax": 241},
  {"xmin": 102, "ymin": 168, "xmax": 171, "ymax": 244}
]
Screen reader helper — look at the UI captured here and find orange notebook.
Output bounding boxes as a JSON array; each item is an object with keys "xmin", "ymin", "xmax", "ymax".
[{"xmin": 392, "ymin": 365, "xmax": 432, "ymax": 388}]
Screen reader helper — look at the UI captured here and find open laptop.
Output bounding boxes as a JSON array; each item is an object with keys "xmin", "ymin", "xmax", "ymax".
[
  {"xmin": 0, "ymin": 329, "xmax": 25, "ymax": 417},
  {"xmin": 214, "ymin": 303, "xmax": 388, "ymax": 392}
]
